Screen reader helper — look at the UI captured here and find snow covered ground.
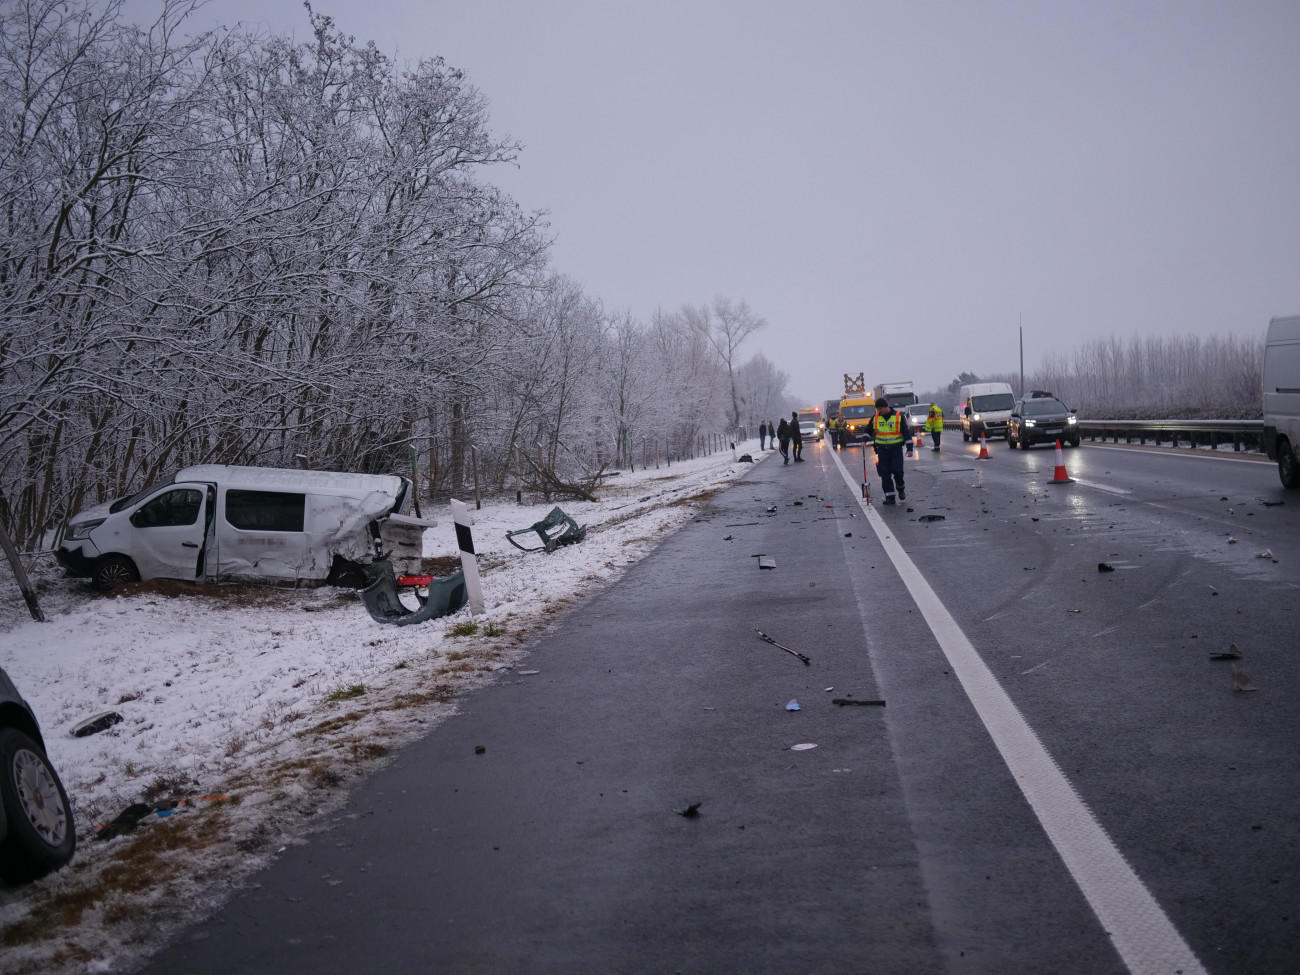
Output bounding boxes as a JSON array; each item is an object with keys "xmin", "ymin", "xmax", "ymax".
[{"xmin": 0, "ymin": 441, "xmax": 771, "ymax": 974}]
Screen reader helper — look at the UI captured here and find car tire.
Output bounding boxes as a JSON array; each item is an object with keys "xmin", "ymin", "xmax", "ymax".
[
  {"xmin": 1279, "ymin": 440, "xmax": 1300, "ymax": 490},
  {"xmin": 0, "ymin": 727, "xmax": 76, "ymax": 883},
  {"xmin": 1069, "ymin": 437, "xmax": 1081, "ymax": 448},
  {"xmin": 92, "ymin": 554, "xmax": 139, "ymax": 591}
]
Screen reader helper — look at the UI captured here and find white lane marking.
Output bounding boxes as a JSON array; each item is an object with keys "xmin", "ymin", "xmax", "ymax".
[
  {"xmin": 1070, "ymin": 477, "xmax": 1132, "ymax": 495},
  {"xmin": 828, "ymin": 448, "xmax": 1207, "ymax": 975}
]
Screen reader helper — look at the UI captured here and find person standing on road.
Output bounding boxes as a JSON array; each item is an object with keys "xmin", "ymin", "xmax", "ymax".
[
  {"xmin": 776, "ymin": 417, "xmax": 790, "ymax": 464},
  {"xmin": 789, "ymin": 411, "xmax": 804, "ymax": 462},
  {"xmin": 925, "ymin": 403, "xmax": 944, "ymax": 452},
  {"xmin": 828, "ymin": 416, "xmax": 839, "ymax": 448},
  {"xmin": 870, "ymin": 398, "xmax": 913, "ymax": 504},
  {"xmin": 759, "ymin": 419, "xmax": 769, "ymax": 450}
]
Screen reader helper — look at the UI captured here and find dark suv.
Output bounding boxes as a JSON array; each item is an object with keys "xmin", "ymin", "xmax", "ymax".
[
  {"xmin": 0, "ymin": 665, "xmax": 76, "ymax": 882},
  {"xmin": 1008, "ymin": 395, "xmax": 1080, "ymax": 449}
]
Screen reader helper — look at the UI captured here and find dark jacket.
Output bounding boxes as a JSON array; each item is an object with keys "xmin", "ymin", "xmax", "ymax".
[{"xmin": 776, "ymin": 418, "xmax": 790, "ymax": 442}]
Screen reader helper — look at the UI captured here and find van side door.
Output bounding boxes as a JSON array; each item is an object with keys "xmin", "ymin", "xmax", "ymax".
[
  {"xmin": 126, "ymin": 484, "xmax": 209, "ymax": 581},
  {"xmin": 215, "ymin": 488, "xmax": 307, "ymax": 581}
]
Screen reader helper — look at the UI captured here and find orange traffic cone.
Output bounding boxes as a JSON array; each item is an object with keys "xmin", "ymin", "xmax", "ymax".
[
  {"xmin": 978, "ymin": 432, "xmax": 990, "ymax": 459},
  {"xmin": 1050, "ymin": 439, "xmax": 1073, "ymax": 483}
]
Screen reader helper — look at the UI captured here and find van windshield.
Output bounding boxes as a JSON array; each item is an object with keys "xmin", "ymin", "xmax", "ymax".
[{"xmin": 972, "ymin": 393, "xmax": 1014, "ymax": 412}]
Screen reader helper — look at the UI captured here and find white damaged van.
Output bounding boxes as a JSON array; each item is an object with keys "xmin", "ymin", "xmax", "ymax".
[
  {"xmin": 1263, "ymin": 314, "xmax": 1300, "ymax": 489},
  {"xmin": 56, "ymin": 465, "xmax": 428, "ymax": 589}
]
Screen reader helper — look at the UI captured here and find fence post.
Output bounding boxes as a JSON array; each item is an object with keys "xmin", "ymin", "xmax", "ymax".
[
  {"xmin": 470, "ymin": 444, "xmax": 481, "ymax": 510},
  {"xmin": 0, "ymin": 506, "xmax": 43, "ymax": 622},
  {"xmin": 655, "ymin": 440, "xmax": 660, "ymax": 469},
  {"xmin": 449, "ymin": 499, "xmax": 485, "ymax": 616},
  {"xmin": 515, "ymin": 446, "xmax": 523, "ymax": 504}
]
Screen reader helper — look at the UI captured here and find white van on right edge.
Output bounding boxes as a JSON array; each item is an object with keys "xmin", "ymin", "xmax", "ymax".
[
  {"xmin": 958, "ymin": 382, "xmax": 1016, "ymax": 441},
  {"xmin": 1263, "ymin": 314, "xmax": 1300, "ymax": 489}
]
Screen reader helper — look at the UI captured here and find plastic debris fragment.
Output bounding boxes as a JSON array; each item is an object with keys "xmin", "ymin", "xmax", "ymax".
[
  {"xmin": 72, "ymin": 711, "xmax": 123, "ymax": 738},
  {"xmin": 786, "ymin": 699, "xmax": 800, "ymax": 711},
  {"xmin": 789, "ymin": 743, "xmax": 817, "ymax": 751}
]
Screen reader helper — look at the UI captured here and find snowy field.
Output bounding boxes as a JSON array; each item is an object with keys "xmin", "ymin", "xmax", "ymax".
[{"xmin": 0, "ymin": 441, "xmax": 771, "ymax": 974}]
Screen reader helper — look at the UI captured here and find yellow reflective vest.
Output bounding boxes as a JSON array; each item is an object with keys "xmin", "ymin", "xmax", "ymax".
[
  {"xmin": 925, "ymin": 406, "xmax": 944, "ymax": 433},
  {"xmin": 871, "ymin": 412, "xmax": 904, "ymax": 446}
]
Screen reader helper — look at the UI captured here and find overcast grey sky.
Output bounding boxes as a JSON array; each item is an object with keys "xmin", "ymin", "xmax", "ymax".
[{"xmin": 128, "ymin": 0, "xmax": 1300, "ymax": 403}]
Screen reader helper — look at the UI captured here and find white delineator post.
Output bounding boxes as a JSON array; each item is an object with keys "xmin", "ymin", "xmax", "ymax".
[{"xmin": 449, "ymin": 498, "xmax": 485, "ymax": 615}]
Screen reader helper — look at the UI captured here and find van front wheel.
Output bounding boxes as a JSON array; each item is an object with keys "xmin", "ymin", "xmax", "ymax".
[
  {"xmin": 1279, "ymin": 441, "xmax": 1300, "ymax": 490},
  {"xmin": 92, "ymin": 555, "xmax": 139, "ymax": 591}
]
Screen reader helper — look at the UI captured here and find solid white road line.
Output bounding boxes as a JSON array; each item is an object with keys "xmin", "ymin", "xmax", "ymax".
[{"xmin": 828, "ymin": 447, "xmax": 1207, "ymax": 975}]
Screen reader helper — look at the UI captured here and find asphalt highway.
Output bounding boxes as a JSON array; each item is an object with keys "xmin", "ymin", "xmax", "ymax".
[{"xmin": 138, "ymin": 436, "xmax": 1300, "ymax": 975}]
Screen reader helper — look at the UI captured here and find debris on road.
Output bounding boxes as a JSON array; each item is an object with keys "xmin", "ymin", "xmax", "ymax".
[
  {"xmin": 475, "ymin": 745, "xmax": 486, "ymax": 754},
  {"xmin": 1210, "ymin": 643, "xmax": 1243, "ymax": 660},
  {"xmin": 789, "ymin": 743, "xmax": 817, "ymax": 751},
  {"xmin": 786, "ymin": 699, "xmax": 800, "ymax": 711},
  {"xmin": 1255, "ymin": 549, "xmax": 1276, "ymax": 561},
  {"xmin": 1098, "ymin": 562, "xmax": 1115, "ymax": 572},
  {"xmin": 1231, "ymin": 664, "xmax": 1257, "ymax": 692},
  {"xmin": 739, "ymin": 454, "xmax": 753, "ymax": 462},
  {"xmin": 917, "ymin": 514, "xmax": 946, "ymax": 522},
  {"xmin": 755, "ymin": 628, "xmax": 811, "ymax": 665},
  {"xmin": 72, "ymin": 710, "xmax": 123, "ymax": 738},
  {"xmin": 674, "ymin": 800, "xmax": 703, "ymax": 817},
  {"xmin": 832, "ymin": 698, "xmax": 886, "ymax": 706}
]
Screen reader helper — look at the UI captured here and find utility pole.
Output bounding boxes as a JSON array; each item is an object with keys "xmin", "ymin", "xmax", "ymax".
[{"xmin": 1019, "ymin": 315, "xmax": 1024, "ymax": 397}]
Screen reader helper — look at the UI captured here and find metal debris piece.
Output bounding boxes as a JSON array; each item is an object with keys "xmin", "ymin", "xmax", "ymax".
[
  {"xmin": 1231, "ymin": 664, "xmax": 1257, "ymax": 692},
  {"xmin": 758, "ymin": 556, "xmax": 776, "ymax": 570},
  {"xmin": 755, "ymin": 628, "xmax": 811, "ymax": 665},
  {"xmin": 1255, "ymin": 549, "xmax": 1275, "ymax": 559},
  {"xmin": 674, "ymin": 800, "xmax": 702, "ymax": 817},
  {"xmin": 506, "ymin": 506, "xmax": 587, "ymax": 552},
  {"xmin": 1210, "ymin": 643, "xmax": 1242, "ymax": 661},
  {"xmin": 1098, "ymin": 562, "xmax": 1115, "ymax": 572},
  {"xmin": 832, "ymin": 698, "xmax": 886, "ymax": 707},
  {"xmin": 72, "ymin": 711, "xmax": 124, "ymax": 738}
]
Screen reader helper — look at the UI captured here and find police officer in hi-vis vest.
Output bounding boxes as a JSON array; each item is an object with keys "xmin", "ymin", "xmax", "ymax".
[
  {"xmin": 869, "ymin": 398, "xmax": 914, "ymax": 505},
  {"xmin": 925, "ymin": 403, "xmax": 944, "ymax": 452}
]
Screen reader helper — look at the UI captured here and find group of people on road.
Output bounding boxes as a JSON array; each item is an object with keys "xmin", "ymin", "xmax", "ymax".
[
  {"xmin": 757, "ymin": 400, "xmax": 946, "ymax": 506},
  {"xmin": 758, "ymin": 413, "xmax": 804, "ymax": 465}
]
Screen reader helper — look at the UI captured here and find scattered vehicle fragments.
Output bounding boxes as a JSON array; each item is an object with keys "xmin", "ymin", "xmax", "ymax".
[
  {"xmin": 72, "ymin": 710, "xmax": 123, "ymax": 738},
  {"xmin": 358, "ymin": 560, "xmax": 467, "ymax": 626},
  {"xmin": 506, "ymin": 506, "xmax": 588, "ymax": 552},
  {"xmin": 832, "ymin": 698, "xmax": 886, "ymax": 706},
  {"xmin": 755, "ymin": 628, "xmax": 811, "ymax": 665},
  {"xmin": 0, "ymin": 666, "xmax": 76, "ymax": 883}
]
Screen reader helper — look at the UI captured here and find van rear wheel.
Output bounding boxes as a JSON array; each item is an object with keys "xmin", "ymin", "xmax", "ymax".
[
  {"xmin": 1279, "ymin": 441, "xmax": 1300, "ymax": 489},
  {"xmin": 92, "ymin": 555, "xmax": 139, "ymax": 591}
]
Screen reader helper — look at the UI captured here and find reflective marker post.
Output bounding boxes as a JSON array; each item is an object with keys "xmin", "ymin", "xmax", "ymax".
[{"xmin": 449, "ymin": 498, "xmax": 485, "ymax": 616}]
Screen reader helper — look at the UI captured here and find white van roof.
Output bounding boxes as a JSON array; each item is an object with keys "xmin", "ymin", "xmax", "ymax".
[{"xmin": 174, "ymin": 465, "xmax": 407, "ymax": 500}]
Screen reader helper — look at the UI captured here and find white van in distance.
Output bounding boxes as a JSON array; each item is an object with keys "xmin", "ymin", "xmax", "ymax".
[
  {"xmin": 56, "ymin": 465, "xmax": 427, "ymax": 589},
  {"xmin": 958, "ymin": 382, "xmax": 1016, "ymax": 441},
  {"xmin": 1263, "ymin": 314, "xmax": 1300, "ymax": 489}
]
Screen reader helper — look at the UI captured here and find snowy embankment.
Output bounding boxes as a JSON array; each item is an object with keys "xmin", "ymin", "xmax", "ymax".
[{"xmin": 0, "ymin": 442, "xmax": 769, "ymax": 974}]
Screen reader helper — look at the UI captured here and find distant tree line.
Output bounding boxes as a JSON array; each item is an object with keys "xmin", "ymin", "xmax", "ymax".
[
  {"xmin": 0, "ymin": 0, "xmax": 793, "ymax": 548},
  {"xmin": 923, "ymin": 333, "xmax": 1264, "ymax": 419}
]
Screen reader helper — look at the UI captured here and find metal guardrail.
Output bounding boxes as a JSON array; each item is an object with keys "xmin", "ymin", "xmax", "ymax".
[
  {"xmin": 1075, "ymin": 419, "xmax": 1263, "ymax": 452},
  {"xmin": 937, "ymin": 418, "xmax": 1264, "ymax": 451}
]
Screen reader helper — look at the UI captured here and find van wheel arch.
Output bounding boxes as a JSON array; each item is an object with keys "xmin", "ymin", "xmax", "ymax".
[
  {"xmin": 1278, "ymin": 438, "xmax": 1300, "ymax": 490},
  {"xmin": 92, "ymin": 554, "xmax": 139, "ymax": 591}
]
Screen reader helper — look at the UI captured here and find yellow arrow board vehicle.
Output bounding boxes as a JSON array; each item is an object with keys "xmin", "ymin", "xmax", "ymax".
[{"xmin": 837, "ymin": 373, "xmax": 875, "ymax": 446}]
